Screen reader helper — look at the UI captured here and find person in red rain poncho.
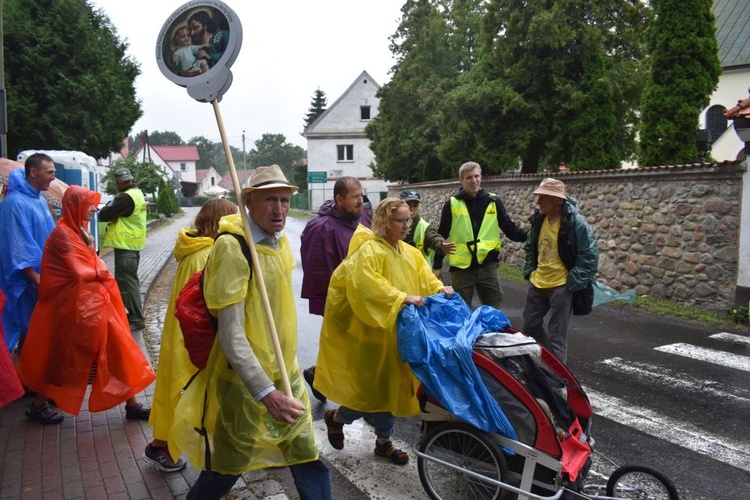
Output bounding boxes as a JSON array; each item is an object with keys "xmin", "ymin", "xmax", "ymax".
[
  {"xmin": 0, "ymin": 289, "xmax": 24, "ymax": 417},
  {"xmin": 17, "ymin": 185, "xmax": 155, "ymax": 424}
]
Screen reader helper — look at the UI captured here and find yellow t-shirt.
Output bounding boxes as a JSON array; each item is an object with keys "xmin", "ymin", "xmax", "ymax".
[{"xmin": 530, "ymin": 217, "xmax": 568, "ymax": 289}]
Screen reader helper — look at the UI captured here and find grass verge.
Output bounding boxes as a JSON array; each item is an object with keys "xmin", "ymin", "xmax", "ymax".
[{"xmin": 498, "ymin": 264, "xmax": 746, "ymax": 330}]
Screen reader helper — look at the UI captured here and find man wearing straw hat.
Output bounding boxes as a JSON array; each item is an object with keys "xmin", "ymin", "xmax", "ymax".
[
  {"xmin": 174, "ymin": 165, "xmax": 330, "ymax": 500},
  {"xmin": 523, "ymin": 178, "xmax": 598, "ymax": 364}
]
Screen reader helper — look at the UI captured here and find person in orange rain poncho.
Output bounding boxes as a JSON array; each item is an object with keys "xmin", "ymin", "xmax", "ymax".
[
  {"xmin": 314, "ymin": 197, "xmax": 454, "ymax": 466},
  {"xmin": 17, "ymin": 185, "xmax": 155, "ymax": 425}
]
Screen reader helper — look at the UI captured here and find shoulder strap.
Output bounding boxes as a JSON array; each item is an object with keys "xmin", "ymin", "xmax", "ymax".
[{"xmin": 217, "ymin": 232, "xmax": 253, "ymax": 279}]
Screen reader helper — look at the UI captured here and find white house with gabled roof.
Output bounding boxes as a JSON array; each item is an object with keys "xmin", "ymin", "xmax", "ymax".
[
  {"xmin": 302, "ymin": 70, "xmax": 390, "ymax": 210},
  {"xmin": 133, "ymin": 144, "xmax": 200, "ymax": 183}
]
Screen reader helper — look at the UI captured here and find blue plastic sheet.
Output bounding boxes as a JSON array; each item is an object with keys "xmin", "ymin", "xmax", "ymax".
[
  {"xmin": 397, "ymin": 294, "xmax": 518, "ymax": 440},
  {"xmin": 593, "ymin": 281, "xmax": 636, "ymax": 307}
]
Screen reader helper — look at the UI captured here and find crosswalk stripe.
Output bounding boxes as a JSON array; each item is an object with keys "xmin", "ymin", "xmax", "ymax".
[
  {"xmin": 599, "ymin": 357, "xmax": 750, "ymax": 404},
  {"xmin": 314, "ymin": 419, "xmax": 427, "ymax": 499},
  {"xmin": 654, "ymin": 343, "xmax": 750, "ymax": 373},
  {"xmin": 586, "ymin": 387, "xmax": 750, "ymax": 473},
  {"xmin": 709, "ymin": 332, "xmax": 750, "ymax": 345}
]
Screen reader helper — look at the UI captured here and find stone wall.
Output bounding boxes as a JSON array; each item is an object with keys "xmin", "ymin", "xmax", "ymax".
[{"xmin": 389, "ymin": 163, "xmax": 745, "ymax": 312}]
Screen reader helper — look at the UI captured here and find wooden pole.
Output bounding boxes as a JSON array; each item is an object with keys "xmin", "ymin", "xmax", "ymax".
[{"xmin": 211, "ymin": 99, "xmax": 292, "ymax": 397}]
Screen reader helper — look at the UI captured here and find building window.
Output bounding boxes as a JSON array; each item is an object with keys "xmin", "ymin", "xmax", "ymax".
[
  {"xmin": 706, "ymin": 105, "xmax": 728, "ymax": 143},
  {"xmin": 361, "ymin": 105, "xmax": 371, "ymax": 120},
  {"xmin": 180, "ymin": 162, "xmax": 187, "ymax": 172},
  {"xmin": 211, "ymin": 178, "xmax": 215, "ymax": 186},
  {"xmin": 337, "ymin": 144, "xmax": 354, "ymax": 162}
]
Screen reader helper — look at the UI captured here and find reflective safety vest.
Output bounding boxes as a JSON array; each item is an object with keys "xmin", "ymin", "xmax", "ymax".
[
  {"xmin": 413, "ymin": 218, "xmax": 434, "ymax": 264},
  {"xmin": 102, "ymin": 188, "xmax": 147, "ymax": 250},
  {"xmin": 448, "ymin": 196, "xmax": 501, "ymax": 268}
]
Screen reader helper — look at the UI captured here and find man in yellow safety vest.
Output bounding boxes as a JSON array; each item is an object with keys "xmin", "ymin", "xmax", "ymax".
[
  {"xmin": 99, "ymin": 168, "xmax": 148, "ymax": 331},
  {"xmin": 434, "ymin": 161, "xmax": 527, "ymax": 309},
  {"xmin": 400, "ymin": 190, "xmax": 452, "ymax": 267}
]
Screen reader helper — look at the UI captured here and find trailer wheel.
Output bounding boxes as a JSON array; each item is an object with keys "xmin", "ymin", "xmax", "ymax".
[
  {"xmin": 606, "ymin": 464, "xmax": 679, "ymax": 500},
  {"xmin": 417, "ymin": 423, "xmax": 512, "ymax": 500}
]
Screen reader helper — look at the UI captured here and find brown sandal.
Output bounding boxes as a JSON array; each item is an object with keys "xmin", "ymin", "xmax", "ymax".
[
  {"xmin": 324, "ymin": 410, "xmax": 344, "ymax": 450},
  {"xmin": 374, "ymin": 440, "xmax": 409, "ymax": 465}
]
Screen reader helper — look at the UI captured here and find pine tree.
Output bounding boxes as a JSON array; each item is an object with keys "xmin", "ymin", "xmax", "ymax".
[
  {"xmin": 638, "ymin": 0, "xmax": 721, "ymax": 166},
  {"xmin": 157, "ymin": 178, "xmax": 179, "ymax": 217},
  {"xmin": 303, "ymin": 89, "xmax": 328, "ymax": 129}
]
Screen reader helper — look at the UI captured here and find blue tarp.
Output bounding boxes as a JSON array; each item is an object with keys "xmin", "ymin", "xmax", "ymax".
[{"xmin": 397, "ymin": 293, "xmax": 518, "ymax": 440}]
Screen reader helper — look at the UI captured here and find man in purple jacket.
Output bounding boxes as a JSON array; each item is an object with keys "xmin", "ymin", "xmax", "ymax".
[{"xmin": 300, "ymin": 176, "xmax": 370, "ymax": 401}]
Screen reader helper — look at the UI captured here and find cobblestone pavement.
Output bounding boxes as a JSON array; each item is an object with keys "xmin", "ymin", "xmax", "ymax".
[{"xmin": 0, "ymin": 207, "xmax": 296, "ymax": 499}]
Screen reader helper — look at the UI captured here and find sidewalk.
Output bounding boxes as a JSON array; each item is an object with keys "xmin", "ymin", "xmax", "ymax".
[{"xmin": 0, "ymin": 208, "xmax": 290, "ymax": 500}]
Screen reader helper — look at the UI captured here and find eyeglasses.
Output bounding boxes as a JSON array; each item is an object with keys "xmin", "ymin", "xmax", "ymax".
[{"xmin": 390, "ymin": 218, "xmax": 412, "ymax": 225}]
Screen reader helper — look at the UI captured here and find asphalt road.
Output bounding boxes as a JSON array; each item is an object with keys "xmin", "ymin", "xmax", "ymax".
[{"xmin": 146, "ymin": 214, "xmax": 750, "ymax": 499}]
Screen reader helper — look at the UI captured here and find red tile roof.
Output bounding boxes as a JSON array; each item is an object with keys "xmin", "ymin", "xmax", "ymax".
[
  {"xmin": 195, "ymin": 169, "xmax": 210, "ymax": 183},
  {"xmin": 219, "ymin": 169, "xmax": 253, "ymax": 190},
  {"xmin": 151, "ymin": 145, "xmax": 200, "ymax": 161}
]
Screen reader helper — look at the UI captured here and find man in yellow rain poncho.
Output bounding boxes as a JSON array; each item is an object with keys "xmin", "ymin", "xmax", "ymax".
[
  {"xmin": 172, "ymin": 166, "xmax": 330, "ymax": 500},
  {"xmin": 314, "ymin": 197, "xmax": 454, "ymax": 466}
]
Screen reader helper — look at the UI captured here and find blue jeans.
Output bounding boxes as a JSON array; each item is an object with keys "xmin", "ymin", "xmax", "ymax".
[
  {"xmin": 336, "ymin": 406, "xmax": 396, "ymax": 438},
  {"xmin": 186, "ymin": 459, "xmax": 331, "ymax": 500}
]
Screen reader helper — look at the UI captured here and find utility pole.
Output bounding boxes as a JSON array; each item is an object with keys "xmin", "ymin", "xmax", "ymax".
[{"xmin": 242, "ymin": 130, "xmax": 247, "ymax": 181}]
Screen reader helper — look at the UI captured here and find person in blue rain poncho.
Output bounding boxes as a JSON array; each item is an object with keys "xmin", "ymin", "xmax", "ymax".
[
  {"xmin": 0, "ymin": 154, "xmax": 57, "ymax": 353},
  {"xmin": 314, "ymin": 197, "xmax": 454, "ymax": 466}
]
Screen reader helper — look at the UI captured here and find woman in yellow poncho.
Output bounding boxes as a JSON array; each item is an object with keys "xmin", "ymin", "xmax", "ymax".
[
  {"xmin": 144, "ymin": 199, "xmax": 237, "ymax": 472},
  {"xmin": 315, "ymin": 197, "xmax": 454, "ymax": 465}
]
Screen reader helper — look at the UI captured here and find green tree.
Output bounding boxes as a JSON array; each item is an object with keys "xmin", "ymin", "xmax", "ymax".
[
  {"xmin": 102, "ymin": 157, "xmax": 164, "ymax": 199},
  {"xmin": 370, "ymin": 0, "xmax": 649, "ymax": 178},
  {"xmin": 447, "ymin": 0, "xmax": 650, "ymax": 173},
  {"xmin": 638, "ymin": 0, "xmax": 721, "ymax": 166},
  {"xmin": 4, "ymin": 0, "xmax": 141, "ymax": 158},
  {"xmin": 303, "ymin": 88, "xmax": 328, "ymax": 129},
  {"xmin": 187, "ymin": 135, "xmax": 242, "ymax": 174},
  {"xmin": 246, "ymin": 134, "xmax": 306, "ymax": 186},
  {"xmin": 569, "ymin": 55, "xmax": 621, "ymax": 170},
  {"xmin": 367, "ymin": 0, "xmax": 461, "ymax": 182},
  {"xmin": 139, "ymin": 130, "xmax": 184, "ymax": 146},
  {"xmin": 156, "ymin": 177, "xmax": 179, "ymax": 216}
]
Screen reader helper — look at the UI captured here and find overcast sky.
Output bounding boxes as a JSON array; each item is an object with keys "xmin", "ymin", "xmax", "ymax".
[{"xmin": 89, "ymin": 0, "xmax": 405, "ymax": 152}]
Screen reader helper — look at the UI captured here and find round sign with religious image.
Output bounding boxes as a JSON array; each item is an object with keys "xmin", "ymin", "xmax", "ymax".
[{"xmin": 156, "ymin": 1, "xmax": 242, "ymax": 102}]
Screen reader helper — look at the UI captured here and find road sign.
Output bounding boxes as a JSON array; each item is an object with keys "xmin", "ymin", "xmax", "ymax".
[{"xmin": 308, "ymin": 171, "xmax": 328, "ymax": 183}]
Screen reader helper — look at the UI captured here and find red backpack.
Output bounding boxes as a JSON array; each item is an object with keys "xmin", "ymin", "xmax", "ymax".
[{"xmin": 174, "ymin": 232, "xmax": 252, "ymax": 369}]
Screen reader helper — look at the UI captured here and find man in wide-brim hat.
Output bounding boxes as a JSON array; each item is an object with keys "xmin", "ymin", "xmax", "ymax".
[
  {"xmin": 522, "ymin": 177, "xmax": 599, "ymax": 364},
  {"xmin": 173, "ymin": 164, "xmax": 331, "ymax": 500}
]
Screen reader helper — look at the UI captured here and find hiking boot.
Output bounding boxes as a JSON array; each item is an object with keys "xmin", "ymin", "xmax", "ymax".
[
  {"xmin": 303, "ymin": 366, "xmax": 326, "ymax": 402},
  {"xmin": 125, "ymin": 402, "xmax": 151, "ymax": 420},
  {"xmin": 25, "ymin": 402, "xmax": 63, "ymax": 425},
  {"xmin": 143, "ymin": 444, "xmax": 186, "ymax": 472}
]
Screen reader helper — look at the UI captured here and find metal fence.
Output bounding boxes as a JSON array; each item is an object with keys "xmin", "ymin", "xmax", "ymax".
[{"xmin": 291, "ymin": 189, "xmax": 311, "ymax": 211}]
